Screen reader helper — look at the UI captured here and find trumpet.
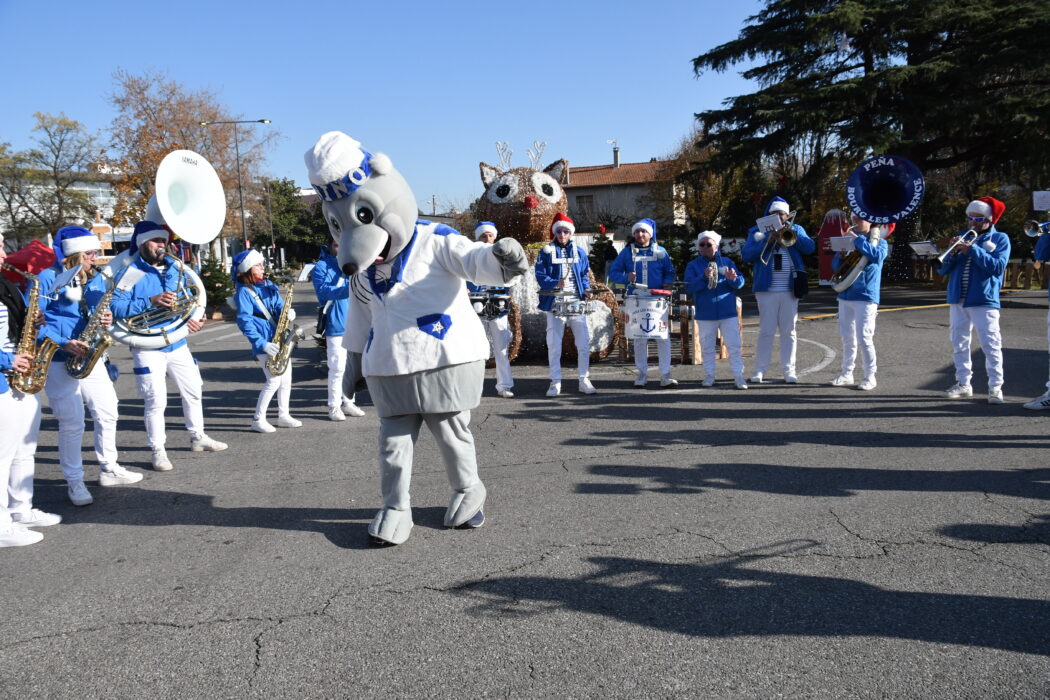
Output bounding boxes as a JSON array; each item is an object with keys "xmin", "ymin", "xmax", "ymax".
[
  {"xmin": 936, "ymin": 229, "xmax": 978, "ymax": 264},
  {"xmin": 1024, "ymin": 220, "xmax": 1050, "ymax": 237},
  {"xmin": 759, "ymin": 211, "xmax": 797, "ymax": 266}
]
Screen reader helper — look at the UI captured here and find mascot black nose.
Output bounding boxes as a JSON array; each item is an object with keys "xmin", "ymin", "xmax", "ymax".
[{"xmin": 341, "ymin": 263, "xmax": 358, "ymax": 276}]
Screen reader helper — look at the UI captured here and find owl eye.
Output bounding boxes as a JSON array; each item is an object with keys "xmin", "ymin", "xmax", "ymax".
[
  {"xmin": 531, "ymin": 172, "xmax": 562, "ymax": 204},
  {"xmin": 486, "ymin": 174, "xmax": 519, "ymax": 204},
  {"xmin": 356, "ymin": 206, "xmax": 374, "ymax": 224}
]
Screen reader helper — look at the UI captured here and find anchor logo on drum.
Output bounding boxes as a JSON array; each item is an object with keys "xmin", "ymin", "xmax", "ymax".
[{"xmin": 640, "ymin": 313, "xmax": 657, "ymax": 334}]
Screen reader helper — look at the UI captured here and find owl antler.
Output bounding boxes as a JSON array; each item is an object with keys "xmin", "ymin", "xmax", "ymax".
[
  {"xmin": 495, "ymin": 141, "xmax": 513, "ymax": 171},
  {"xmin": 527, "ymin": 141, "xmax": 547, "ymax": 169}
]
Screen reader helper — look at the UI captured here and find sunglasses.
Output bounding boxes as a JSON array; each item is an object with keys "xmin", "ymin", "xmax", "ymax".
[
  {"xmin": 967, "ymin": 215, "xmax": 988, "ymax": 222},
  {"xmin": 698, "ymin": 242, "xmax": 715, "ymax": 248}
]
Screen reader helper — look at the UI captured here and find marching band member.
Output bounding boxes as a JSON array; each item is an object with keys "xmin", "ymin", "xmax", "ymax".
[
  {"xmin": 741, "ymin": 196, "xmax": 816, "ymax": 383},
  {"xmin": 938, "ymin": 197, "xmax": 1010, "ymax": 403},
  {"xmin": 609, "ymin": 218, "xmax": 677, "ymax": 388},
  {"xmin": 1024, "ymin": 224, "xmax": 1050, "ymax": 410},
  {"xmin": 0, "ymin": 233, "xmax": 58, "ymax": 547},
  {"xmin": 109, "ymin": 221, "xmax": 228, "ymax": 471},
  {"xmin": 828, "ymin": 215, "xmax": 889, "ymax": 391},
  {"xmin": 468, "ymin": 221, "xmax": 514, "ymax": 398},
  {"xmin": 234, "ymin": 249, "xmax": 303, "ymax": 433},
  {"xmin": 684, "ymin": 231, "xmax": 747, "ymax": 389},
  {"xmin": 312, "ymin": 238, "xmax": 366, "ymax": 419},
  {"xmin": 39, "ymin": 226, "xmax": 141, "ymax": 507},
  {"xmin": 536, "ymin": 212, "xmax": 596, "ymax": 396}
]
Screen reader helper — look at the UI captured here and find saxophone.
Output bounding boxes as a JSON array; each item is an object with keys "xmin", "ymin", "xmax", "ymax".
[
  {"xmin": 1, "ymin": 263, "xmax": 58, "ymax": 394},
  {"xmin": 65, "ymin": 279, "xmax": 114, "ymax": 380},
  {"xmin": 264, "ymin": 281, "xmax": 304, "ymax": 376}
]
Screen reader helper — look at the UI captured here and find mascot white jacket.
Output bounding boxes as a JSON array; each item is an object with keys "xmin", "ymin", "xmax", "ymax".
[{"xmin": 305, "ymin": 131, "xmax": 527, "ymax": 545}]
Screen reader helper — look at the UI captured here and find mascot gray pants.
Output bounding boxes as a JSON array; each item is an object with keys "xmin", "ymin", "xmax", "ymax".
[{"xmin": 363, "ymin": 360, "xmax": 487, "ymax": 544}]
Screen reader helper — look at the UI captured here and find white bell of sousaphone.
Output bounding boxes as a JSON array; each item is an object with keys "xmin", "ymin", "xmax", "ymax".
[{"xmin": 107, "ymin": 149, "xmax": 226, "ymax": 349}]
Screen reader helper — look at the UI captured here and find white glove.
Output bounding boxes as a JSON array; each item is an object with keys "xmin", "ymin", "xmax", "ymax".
[
  {"xmin": 287, "ymin": 308, "xmax": 296, "ymax": 321},
  {"xmin": 264, "ymin": 342, "xmax": 280, "ymax": 358}
]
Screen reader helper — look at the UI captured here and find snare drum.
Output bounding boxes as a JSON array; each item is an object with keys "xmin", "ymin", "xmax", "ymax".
[
  {"xmin": 551, "ymin": 296, "xmax": 597, "ymax": 319},
  {"xmin": 469, "ymin": 286, "xmax": 510, "ymax": 320},
  {"xmin": 624, "ymin": 294, "xmax": 670, "ymax": 339}
]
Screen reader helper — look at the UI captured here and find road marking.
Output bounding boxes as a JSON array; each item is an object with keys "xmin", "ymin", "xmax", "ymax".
[{"xmin": 797, "ymin": 336, "xmax": 837, "ymax": 377}]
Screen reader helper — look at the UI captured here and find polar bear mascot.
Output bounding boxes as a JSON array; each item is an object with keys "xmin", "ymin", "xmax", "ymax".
[{"xmin": 304, "ymin": 131, "xmax": 528, "ymax": 545}]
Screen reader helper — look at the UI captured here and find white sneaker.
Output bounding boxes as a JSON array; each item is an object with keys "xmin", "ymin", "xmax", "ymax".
[
  {"xmin": 252, "ymin": 419, "xmax": 277, "ymax": 432},
  {"xmin": 784, "ymin": 375, "xmax": 798, "ymax": 384},
  {"xmin": 702, "ymin": 376, "xmax": 715, "ymax": 388},
  {"xmin": 152, "ymin": 448, "xmax": 173, "ymax": 471},
  {"xmin": 341, "ymin": 399, "xmax": 365, "ymax": 417},
  {"xmin": 988, "ymin": 388, "xmax": 1004, "ymax": 405},
  {"xmin": 857, "ymin": 377, "xmax": 877, "ymax": 391},
  {"xmin": 67, "ymin": 480, "xmax": 93, "ymax": 506},
  {"xmin": 1023, "ymin": 390, "xmax": 1050, "ymax": 410},
  {"xmin": 749, "ymin": 373, "xmax": 763, "ymax": 384},
  {"xmin": 659, "ymin": 375, "xmax": 678, "ymax": 388},
  {"xmin": 734, "ymin": 376, "xmax": 748, "ymax": 390},
  {"xmin": 496, "ymin": 389, "xmax": 514, "ymax": 398},
  {"xmin": 829, "ymin": 373, "xmax": 854, "ymax": 387},
  {"xmin": 276, "ymin": 415, "xmax": 303, "ymax": 428},
  {"xmin": 12, "ymin": 508, "xmax": 61, "ymax": 528},
  {"xmin": 327, "ymin": 407, "xmax": 346, "ymax": 422},
  {"xmin": 578, "ymin": 377, "xmax": 597, "ymax": 394},
  {"xmin": 633, "ymin": 371, "xmax": 648, "ymax": 388},
  {"xmin": 0, "ymin": 524, "xmax": 42, "ymax": 547},
  {"xmin": 191, "ymin": 435, "xmax": 229, "ymax": 451},
  {"xmin": 944, "ymin": 382, "xmax": 973, "ymax": 399},
  {"xmin": 546, "ymin": 381, "xmax": 561, "ymax": 397},
  {"xmin": 99, "ymin": 465, "xmax": 144, "ymax": 487}
]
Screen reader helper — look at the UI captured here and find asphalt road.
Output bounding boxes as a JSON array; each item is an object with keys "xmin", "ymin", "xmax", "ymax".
[{"xmin": 2, "ymin": 283, "xmax": 1048, "ymax": 698}]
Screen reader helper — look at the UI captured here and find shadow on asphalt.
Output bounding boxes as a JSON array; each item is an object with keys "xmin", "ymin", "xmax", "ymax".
[{"xmin": 455, "ymin": 539, "xmax": 1050, "ymax": 656}]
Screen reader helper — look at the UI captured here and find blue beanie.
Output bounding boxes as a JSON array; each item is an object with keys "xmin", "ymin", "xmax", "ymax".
[
  {"xmin": 53, "ymin": 226, "xmax": 99, "ymax": 262},
  {"xmin": 631, "ymin": 218, "xmax": 657, "ymax": 240},
  {"xmin": 766, "ymin": 197, "xmax": 790, "ymax": 215},
  {"xmin": 231, "ymin": 249, "xmax": 265, "ymax": 284},
  {"xmin": 132, "ymin": 221, "xmax": 168, "ymax": 251}
]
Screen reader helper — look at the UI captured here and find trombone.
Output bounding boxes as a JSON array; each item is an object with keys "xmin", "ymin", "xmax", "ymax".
[
  {"xmin": 758, "ymin": 211, "xmax": 798, "ymax": 265},
  {"xmin": 936, "ymin": 229, "xmax": 978, "ymax": 264}
]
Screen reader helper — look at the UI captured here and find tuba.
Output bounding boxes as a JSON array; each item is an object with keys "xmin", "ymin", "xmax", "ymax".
[
  {"xmin": 108, "ymin": 150, "xmax": 226, "ymax": 349},
  {"xmin": 834, "ymin": 155, "xmax": 925, "ymax": 292}
]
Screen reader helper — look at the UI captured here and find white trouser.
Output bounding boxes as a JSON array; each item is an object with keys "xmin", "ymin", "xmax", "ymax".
[
  {"xmin": 0, "ymin": 390, "xmax": 41, "ymax": 524},
  {"xmin": 545, "ymin": 312, "xmax": 589, "ymax": 382},
  {"xmin": 838, "ymin": 299, "xmax": 878, "ymax": 379},
  {"xmin": 483, "ymin": 315, "xmax": 514, "ymax": 391},
  {"xmin": 44, "ymin": 360, "xmax": 120, "ymax": 482},
  {"xmin": 254, "ymin": 354, "xmax": 292, "ymax": 420},
  {"xmin": 699, "ymin": 318, "xmax": 744, "ymax": 378},
  {"xmin": 325, "ymin": 335, "xmax": 356, "ymax": 408},
  {"xmin": 132, "ymin": 344, "xmax": 205, "ymax": 449},
  {"xmin": 949, "ymin": 304, "xmax": 1003, "ymax": 390},
  {"xmin": 753, "ymin": 291, "xmax": 799, "ymax": 376},
  {"xmin": 377, "ymin": 411, "xmax": 479, "ymax": 511},
  {"xmin": 1045, "ymin": 308, "xmax": 1050, "ymax": 390},
  {"xmin": 633, "ymin": 336, "xmax": 672, "ymax": 377}
]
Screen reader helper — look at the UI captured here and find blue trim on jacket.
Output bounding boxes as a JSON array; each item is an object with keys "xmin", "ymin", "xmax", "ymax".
[
  {"xmin": 38, "ymin": 264, "xmax": 108, "ymax": 363},
  {"xmin": 1034, "ymin": 233, "xmax": 1050, "ymax": 301},
  {"xmin": 740, "ymin": 224, "xmax": 816, "ymax": 292},
  {"xmin": 607, "ymin": 243, "xmax": 675, "ymax": 295},
  {"xmin": 937, "ymin": 226, "xmax": 1010, "ymax": 308},
  {"xmin": 312, "ymin": 247, "xmax": 349, "ymax": 337},
  {"xmin": 535, "ymin": 242, "xmax": 590, "ymax": 312},
  {"xmin": 235, "ymin": 280, "xmax": 284, "ymax": 355},
  {"xmin": 684, "ymin": 253, "xmax": 745, "ymax": 320},
  {"xmin": 832, "ymin": 236, "xmax": 888, "ymax": 304}
]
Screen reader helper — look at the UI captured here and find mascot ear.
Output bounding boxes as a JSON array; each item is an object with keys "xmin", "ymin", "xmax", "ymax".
[
  {"xmin": 480, "ymin": 162, "xmax": 502, "ymax": 188},
  {"xmin": 369, "ymin": 152, "xmax": 393, "ymax": 175},
  {"xmin": 544, "ymin": 159, "xmax": 568, "ymax": 184}
]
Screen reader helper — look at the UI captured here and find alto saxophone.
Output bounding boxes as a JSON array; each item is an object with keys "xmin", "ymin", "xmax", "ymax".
[
  {"xmin": 1, "ymin": 263, "xmax": 58, "ymax": 394},
  {"xmin": 65, "ymin": 279, "xmax": 114, "ymax": 380},
  {"xmin": 265, "ymin": 281, "xmax": 304, "ymax": 376}
]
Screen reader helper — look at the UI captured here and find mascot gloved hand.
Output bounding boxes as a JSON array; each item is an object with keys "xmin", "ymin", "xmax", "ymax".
[
  {"xmin": 492, "ymin": 238, "xmax": 528, "ymax": 282},
  {"xmin": 306, "ymin": 131, "xmax": 510, "ymax": 545}
]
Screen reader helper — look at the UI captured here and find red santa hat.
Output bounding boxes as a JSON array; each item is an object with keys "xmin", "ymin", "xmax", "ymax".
[
  {"xmin": 966, "ymin": 197, "xmax": 1006, "ymax": 224},
  {"xmin": 550, "ymin": 212, "xmax": 575, "ymax": 237}
]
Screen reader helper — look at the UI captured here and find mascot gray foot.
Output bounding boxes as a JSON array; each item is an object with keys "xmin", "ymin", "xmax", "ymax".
[
  {"xmin": 368, "ymin": 507, "xmax": 414, "ymax": 545},
  {"xmin": 444, "ymin": 481, "xmax": 487, "ymax": 528}
]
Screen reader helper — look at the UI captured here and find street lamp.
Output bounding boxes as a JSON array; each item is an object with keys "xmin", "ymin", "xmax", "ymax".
[{"xmin": 199, "ymin": 119, "xmax": 270, "ymax": 249}]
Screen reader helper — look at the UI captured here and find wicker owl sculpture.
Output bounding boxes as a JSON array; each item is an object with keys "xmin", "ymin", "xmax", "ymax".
[{"xmin": 476, "ymin": 160, "xmax": 568, "ymax": 246}]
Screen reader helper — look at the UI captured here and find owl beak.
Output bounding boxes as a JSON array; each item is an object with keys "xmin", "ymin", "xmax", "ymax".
[{"xmin": 523, "ymin": 195, "xmax": 538, "ymax": 210}]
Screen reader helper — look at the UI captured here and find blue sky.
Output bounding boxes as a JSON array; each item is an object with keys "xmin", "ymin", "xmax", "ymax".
[{"xmin": 1, "ymin": 0, "xmax": 761, "ymax": 212}]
